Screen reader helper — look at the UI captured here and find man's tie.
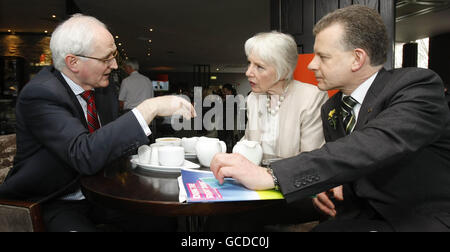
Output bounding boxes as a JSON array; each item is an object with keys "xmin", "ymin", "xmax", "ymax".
[
  {"xmin": 341, "ymin": 95, "xmax": 358, "ymax": 135},
  {"xmin": 81, "ymin": 90, "xmax": 100, "ymax": 133}
]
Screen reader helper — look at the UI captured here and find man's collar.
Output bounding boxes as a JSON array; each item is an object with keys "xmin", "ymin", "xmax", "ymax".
[
  {"xmin": 60, "ymin": 72, "xmax": 93, "ymax": 95},
  {"xmin": 348, "ymin": 71, "xmax": 379, "ymax": 104}
]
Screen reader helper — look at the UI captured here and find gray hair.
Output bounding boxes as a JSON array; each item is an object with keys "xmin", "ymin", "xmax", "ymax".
[
  {"xmin": 50, "ymin": 14, "xmax": 108, "ymax": 71},
  {"xmin": 245, "ymin": 31, "xmax": 298, "ymax": 82},
  {"xmin": 124, "ymin": 58, "xmax": 139, "ymax": 71}
]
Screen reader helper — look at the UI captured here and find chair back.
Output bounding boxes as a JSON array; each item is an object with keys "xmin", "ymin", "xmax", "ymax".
[
  {"xmin": 0, "ymin": 134, "xmax": 16, "ymax": 184},
  {"xmin": 293, "ymin": 54, "xmax": 339, "ymax": 98},
  {"xmin": 0, "ymin": 134, "xmax": 45, "ymax": 232}
]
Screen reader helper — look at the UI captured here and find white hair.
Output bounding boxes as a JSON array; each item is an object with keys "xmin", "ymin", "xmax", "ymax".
[
  {"xmin": 245, "ymin": 31, "xmax": 298, "ymax": 82},
  {"xmin": 125, "ymin": 58, "xmax": 139, "ymax": 71},
  {"xmin": 50, "ymin": 14, "xmax": 107, "ymax": 71}
]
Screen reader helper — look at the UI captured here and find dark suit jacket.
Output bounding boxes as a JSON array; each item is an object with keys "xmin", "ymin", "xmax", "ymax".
[
  {"xmin": 272, "ymin": 68, "xmax": 450, "ymax": 231},
  {"xmin": 0, "ymin": 67, "xmax": 149, "ymax": 202}
]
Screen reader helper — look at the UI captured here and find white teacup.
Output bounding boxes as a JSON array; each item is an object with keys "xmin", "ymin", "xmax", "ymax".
[
  {"xmin": 181, "ymin": 137, "xmax": 199, "ymax": 154},
  {"xmin": 195, "ymin": 137, "xmax": 227, "ymax": 167},
  {"xmin": 138, "ymin": 145, "xmax": 152, "ymax": 164},
  {"xmin": 158, "ymin": 146, "xmax": 185, "ymax": 167},
  {"xmin": 155, "ymin": 137, "xmax": 182, "ymax": 146},
  {"xmin": 150, "ymin": 146, "xmax": 160, "ymax": 165},
  {"xmin": 233, "ymin": 140, "xmax": 263, "ymax": 165}
]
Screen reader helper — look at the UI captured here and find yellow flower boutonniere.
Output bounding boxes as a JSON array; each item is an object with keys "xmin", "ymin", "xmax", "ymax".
[{"xmin": 328, "ymin": 109, "xmax": 337, "ymax": 130}]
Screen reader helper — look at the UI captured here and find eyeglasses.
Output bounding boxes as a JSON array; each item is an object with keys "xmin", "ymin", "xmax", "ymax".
[{"xmin": 76, "ymin": 50, "xmax": 118, "ymax": 65}]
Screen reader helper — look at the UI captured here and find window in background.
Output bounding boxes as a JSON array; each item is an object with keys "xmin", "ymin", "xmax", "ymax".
[
  {"xmin": 417, "ymin": 38, "xmax": 429, "ymax": 69},
  {"xmin": 395, "ymin": 38, "xmax": 429, "ymax": 69}
]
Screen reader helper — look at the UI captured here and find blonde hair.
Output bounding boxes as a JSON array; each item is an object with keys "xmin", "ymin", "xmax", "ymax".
[{"xmin": 245, "ymin": 31, "xmax": 298, "ymax": 82}]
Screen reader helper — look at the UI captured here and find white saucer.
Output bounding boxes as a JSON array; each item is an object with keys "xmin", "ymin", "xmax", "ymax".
[
  {"xmin": 184, "ymin": 152, "xmax": 197, "ymax": 158},
  {"xmin": 130, "ymin": 157, "xmax": 200, "ymax": 173}
]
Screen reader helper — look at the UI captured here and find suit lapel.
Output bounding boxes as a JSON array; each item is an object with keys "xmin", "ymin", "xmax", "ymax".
[
  {"xmin": 323, "ymin": 92, "xmax": 346, "ymax": 141},
  {"xmin": 355, "ymin": 68, "xmax": 389, "ymax": 130},
  {"xmin": 94, "ymin": 84, "xmax": 118, "ymax": 126},
  {"xmin": 51, "ymin": 68, "xmax": 89, "ymax": 129}
]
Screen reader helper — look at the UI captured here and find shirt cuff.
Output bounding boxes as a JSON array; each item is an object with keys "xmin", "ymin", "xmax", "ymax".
[{"xmin": 132, "ymin": 108, "xmax": 152, "ymax": 136}]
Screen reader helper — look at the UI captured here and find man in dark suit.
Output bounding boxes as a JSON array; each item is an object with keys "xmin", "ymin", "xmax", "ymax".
[
  {"xmin": 0, "ymin": 14, "xmax": 195, "ymax": 232},
  {"xmin": 210, "ymin": 5, "xmax": 450, "ymax": 232}
]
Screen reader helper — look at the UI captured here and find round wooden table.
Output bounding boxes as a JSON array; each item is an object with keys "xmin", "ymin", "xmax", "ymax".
[{"xmin": 80, "ymin": 157, "xmax": 282, "ymax": 231}]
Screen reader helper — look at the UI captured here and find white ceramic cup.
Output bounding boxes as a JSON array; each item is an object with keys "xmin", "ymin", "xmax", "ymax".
[
  {"xmin": 155, "ymin": 137, "xmax": 182, "ymax": 146},
  {"xmin": 195, "ymin": 137, "xmax": 227, "ymax": 167},
  {"xmin": 232, "ymin": 140, "xmax": 263, "ymax": 165},
  {"xmin": 158, "ymin": 146, "xmax": 185, "ymax": 167},
  {"xmin": 181, "ymin": 137, "xmax": 199, "ymax": 154},
  {"xmin": 138, "ymin": 145, "xmax": 152, "ymax": 164},
  {"xmin": 150, "ymin": 146, "xmax": 160, "ymax": 165}
]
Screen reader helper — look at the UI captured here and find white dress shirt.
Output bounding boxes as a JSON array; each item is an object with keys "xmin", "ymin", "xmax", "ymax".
[{"xmin": 344, "ymin": 71, "xmax": 379, "ymax": 132}]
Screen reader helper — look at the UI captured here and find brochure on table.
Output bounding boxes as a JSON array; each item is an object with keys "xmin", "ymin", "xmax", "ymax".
[{"xmin": 178, "ymin": 169, "xmax": 284, "ymax": 203}]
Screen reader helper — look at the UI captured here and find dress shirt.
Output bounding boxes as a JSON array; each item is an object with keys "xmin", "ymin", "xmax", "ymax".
[{"xmin": 345, "ymin": 71, "xmax": 379, "ymax": 124}]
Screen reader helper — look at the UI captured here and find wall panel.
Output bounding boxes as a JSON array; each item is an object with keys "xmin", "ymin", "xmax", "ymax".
[{"xmin": 271, "ymin": 0, "xmax": 395, "ymax": 69}]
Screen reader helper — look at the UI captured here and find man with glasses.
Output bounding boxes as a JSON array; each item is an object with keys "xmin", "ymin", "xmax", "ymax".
[{"xmin": 0, "ymin": 14, "xmax": 195, "ymax": 232}]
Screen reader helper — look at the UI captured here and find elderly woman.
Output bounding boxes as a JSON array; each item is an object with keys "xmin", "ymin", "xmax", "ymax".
[
  {"xmin": 243, "ymin": 31, "xmax": 328, "ymax": 158},
  {"xmin": 203, "ymin": 32, "xmax": 328, "ymax": 231}
]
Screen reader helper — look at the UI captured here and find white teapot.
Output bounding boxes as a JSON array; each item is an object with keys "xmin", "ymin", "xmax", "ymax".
[
  {"xmin": 232, "ymin": 140, "xmax": 263, "ymax": 165},
  {"xmin": 195, "ymin": 137, "xmax": 227, "ymax": 167},
  {"xmin": 181, "ymin": 137, "xmax": 199, "ymax": 154}
]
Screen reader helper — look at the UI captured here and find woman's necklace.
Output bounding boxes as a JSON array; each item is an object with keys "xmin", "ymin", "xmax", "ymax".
[{"xmin": 266, "ymin": 84, "xmax": 289, "ymax": 115}]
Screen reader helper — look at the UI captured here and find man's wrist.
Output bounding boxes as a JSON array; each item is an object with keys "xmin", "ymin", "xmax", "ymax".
[
  {"xmin": 131, "ymin": 108, "xmax": 152, "ymax": 136},
  {"xmin": 266, "ymin": 166, "xmax": 280, "ymax": 191},
  {"xmin": 136, "ymin": 100, "xmax": 157, "ymax": 124}
]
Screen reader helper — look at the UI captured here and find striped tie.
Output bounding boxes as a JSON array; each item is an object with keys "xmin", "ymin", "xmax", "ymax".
[
  {"xmin": 81, "ymin": 90, "xmax": 100, "ymax": 133},
  {"xmin": 341, "ymin": 96, "xmax": 358, "ymax": 135}
]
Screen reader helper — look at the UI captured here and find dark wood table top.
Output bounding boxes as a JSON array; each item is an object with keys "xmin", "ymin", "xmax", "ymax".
[{"xmin": 81, "ymin": 157, "xmax": 282, "ymax": 217}]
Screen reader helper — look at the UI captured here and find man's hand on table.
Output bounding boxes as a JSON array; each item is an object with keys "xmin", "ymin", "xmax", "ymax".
[{"xmin": 210, "ymin": 153, "xmax": 275, "ymax": 191}]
